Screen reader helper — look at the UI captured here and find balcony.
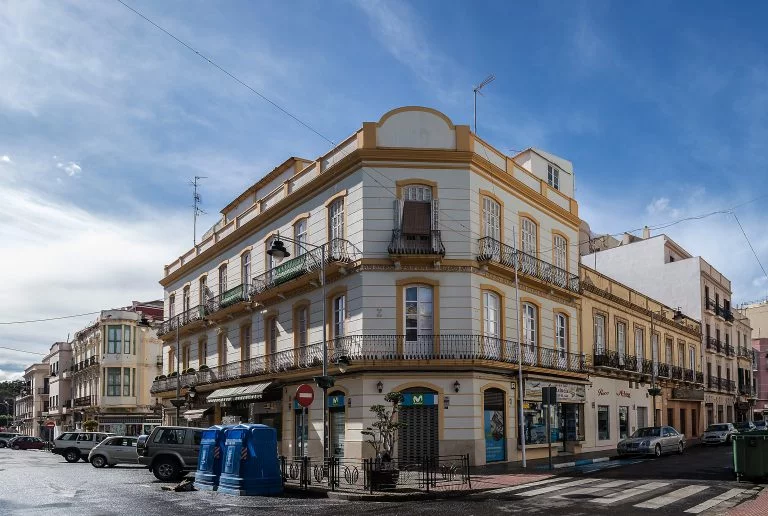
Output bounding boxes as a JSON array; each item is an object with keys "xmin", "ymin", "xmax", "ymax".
[
  {"xmin": 593, "ymin": 350, "xmax": 652, "ymax": 374},
  {"xmin": 724, "ymin": 309, "xmax": 734, "ymax": 322},
  {"xmin": 36, "ymin": 388, "xmax": 49, "ymax": 396},
  {"xmin": 707, "ymin": 375, "xmax": 721, "ymax": 390},
  {"xmin": 706, "ymin": 337, "xmax": 722, "ymax": 353},
  {"xmin": 151, "ymin": 334, "xmax": 590, "ymax": 393},
  {"xmin": 671, "ymin": 366, "xmax": 683, "ymax": 381},
  {"xmin": 477, "ymin": 237, "xmax": 580, "ymax": 294},
  {"xmin": 725, "ymin": 343, "xmax": 735, "ymax": 357},
  {"xmin": 738, "ymin": 346, "xmax": 752, "ymax": 359},
  {"xmin": 73, "ymin": 395, "xmax": 96, "ymax": 408},
  {"xmin": 158, "ymin": 305, "xmax": 206, "ymax": 337},
  {"xmin": 388, "ymin": 230, "xmax": 445, "ymax": 257}
]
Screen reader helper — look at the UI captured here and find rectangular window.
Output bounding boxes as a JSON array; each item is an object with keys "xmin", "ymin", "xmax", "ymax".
[
  {"xmin": 268, "ymin": 318, "xmax": 278, "ymax": 354},
  {"xmin": 594, "ymin": 314, "xmax": 605, "ymax": 354},
  {"xmin": 294, "ymin": 219, "xmax": 308, "ymax": 256},
  {"xmin": 635, "ymin": 328, "xmax": 644, "ymax": 361},
  {"xmin": 169, "ymin": 294, "xmax": 175, "ymax": 319},
  {"xmin": 132, "ymin": 368, "xmax": 136, "ymax": 397},
  {"xmin": 616, "ymin": 322, "xmax": 626, "ymax": 364},
  {"xmin": 556, "ymin": 314, "xmax": 567, "ymax": 356},
  {"xmin": 705, "ymin": 286, "xmax": 710, "ymax": 308},
  {"xmin": 333, "ymin": 295, "xmax": 345, "ymax": 338},
  {"xmin": 196, "ymin": 279, "xmax": 204, "ymax": 307},
  {"xmin": 483, "ymin": 292, "xmax": 500, "ymax": 338},
  {"xmin": 123, "ymin": 326, "xmax": 131, "ymax": 354},
  {"xmin": 523, "ymin": 303, "xmax": 537, "ymax": 350},
  {"xmin": 689, "ymin": 347, "xmax": 696, "ymax": 371},
  {"xmin": 217, "ymin": 333, "xmax": 226, "ymax": 367},
  {"xmin": 241, "ymin": 253, "xmax": 251, "ymax": 285},
  {"xmin": 241, "ymin": 325, "xmax": 251, "ymax": 362},
  {"xmin": 123, "ymin": 367, "xmax": 130, "ymax": 396},
  {"xmin": 553, "ymin": 235, "xmax": 567, "ymax": 270},
  {"xmin": 182, "ymin": 344, "xmax": 189, "ymax": 370},
  {"xmin": 107, "ymin": 326, "xmax": 121, "ymax": 354},
  {"xmin": 218, "ymin": 265, "xmax": 227, "ymax": 295},
  {"xmin": 547, "ymin": 164, "xmax": 560, "ymax": 190},
  {"xmin": 106, "ymin": 368, "xmax": 121, "ymax": 396},
  {"xmin": 597, "ymin": 406, "xmax": 610, "ymax": 440},
  {"xmin": 297, "ymin": 307, "xmax": 308, "ymax": 347},
  {"xmin": 678, "ymin": 343, "xmax": 685, "ymax": 367},
  {"xmin": 666, "ymin": 338, "xmax": 673, "ymax": 364},
  {"xmin": 329, "ymin": 199, "xmax": 344, "ymax": 241},
  {"xmin": 265, "ymin": 237, "xmax": 276, "ymax": 271},
  {"xmin": 521, "ymin": 218, "xmax": 537, "ymax": 255},
  {"xmin": 198, "ymin": 339, "xmax": 207, "ymax": 367},
  {"xmin": 482, "ymin": 197, "xmax": 501, "ymax": 240}
]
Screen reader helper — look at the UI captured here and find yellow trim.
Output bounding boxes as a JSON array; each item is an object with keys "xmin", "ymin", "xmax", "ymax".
[
  {"xmin": 325, "ymin": 286, "xmax": 348, "ymax": 347},
  {"xmin": 377, "ymin": 106, "xmax": 454, "ymax": 129},
  {"xmin": 390, "ymin": 380, "xmax": 445, "ymax": 442},
  {"xmin": 395, "ymin": 178, "xmax": 439, "ymax": 199},
  {"xmin": 395, "ymin": 278, "xmax": 441, "ymax": 355},
  {"xmin": 479, "ymin": 189, "xmax": 505, "ymax": 240},
  {"xmin": 324, "ymin": 190, "xmax": 348, "ymax": 208},
  {"xmin": 290, "ymin": 212, "xmax": 311, "ymax": 226}
]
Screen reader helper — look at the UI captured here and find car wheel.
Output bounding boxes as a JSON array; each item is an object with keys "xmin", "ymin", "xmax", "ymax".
[
  {"xmin": 90, "ymin": 455, "xmax": 107, "ymax": 468},
  {"xmin": 654, "ymin": 444, "xmax": 662, "ymax": 457},
  {"xmin": 64, "ymin": 449, "xmax": 80, "ymax": 463},
  {"xmin": 678, "ymin": 442, "xmax": 684, "ymax": 454},
  {"xmin": 11, "ymin": 444, "xmax": 20, "ymax": 450},
  {"xmin": 153, "ymin": 458, "xmax": 181, "ymax": 482}
]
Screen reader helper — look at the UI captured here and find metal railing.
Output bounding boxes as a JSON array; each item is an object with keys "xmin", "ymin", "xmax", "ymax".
[
  {"xmin": 725, "ymin": 343, "xmax": 735, "ymax": 357},
  {"xmin": 151, "ymin": 334, "xmax": 589, "ymax": 392},
  {"xmin": 73, "ymin": 395, "xmax": 95, "ymax": 408},
  {"xmin": 388, "ymin": 230, "xmax": 445, "ymax": 256},
  {"xmin": 706, "ymin": 337, "xmax": 721, "ymax": 353},
  {"xmin": 207, "ymin": 283, "xmax": 252, "ymax": 315},
  {"xmin": 477, "ymin": 237, "xmax": 579, "ymax": 293},
  {"xmin": 158, "ymin": 305, "xmax": 206, "ymax": 336}
]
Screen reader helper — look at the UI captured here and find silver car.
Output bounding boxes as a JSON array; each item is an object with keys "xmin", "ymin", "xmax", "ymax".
[
  {"xmin": 88, "ymin": 436, "xmax": 139, "ymax": 468},
  {"xmin": 702, "ymin": 423, "xmax": 737, "ymax": 445},
  {"xmin": 617, "ymin": 426, "xmax": 686, "ymax": 457}
]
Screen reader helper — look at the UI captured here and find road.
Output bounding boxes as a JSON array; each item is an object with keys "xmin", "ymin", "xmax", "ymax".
[{"xmin": 0, "ymin": 444, "xmax": 763, "ymax": 515}]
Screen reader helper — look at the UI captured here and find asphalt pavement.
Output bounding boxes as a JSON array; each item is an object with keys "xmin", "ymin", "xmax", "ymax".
[{"xmin": 0, "ymin": 443, "xmax": 764, "ymax": 515}]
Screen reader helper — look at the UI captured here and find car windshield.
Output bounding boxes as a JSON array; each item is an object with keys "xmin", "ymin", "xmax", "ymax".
[
  {"xmin": 706, "ymin": 424, "xmax": 730, "ymax": 432},
  {"xmin": 735, "ymin": 422, "xmax": 752, "ymax": 429},
  {"xmin": 632, "ymin": 427, "xmax": 660, "ymax": 437}
]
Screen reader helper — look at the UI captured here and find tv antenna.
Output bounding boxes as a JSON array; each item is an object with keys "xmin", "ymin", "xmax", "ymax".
[
  {"xmin": 191, "ymin": 176, "xmax": 207, "ymax": 245},
  {"xmin": 473, "ymin": 74, "xmax": 496, "ymax": 135}
]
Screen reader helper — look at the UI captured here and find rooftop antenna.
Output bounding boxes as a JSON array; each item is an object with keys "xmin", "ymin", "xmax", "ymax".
[
  {"xmin": 190, "ymin": 176, "xmax": 207, "ymax": 245},
  {"xmin": 473, "ymin": 74, "xmax": 496, "ymax": 135}
]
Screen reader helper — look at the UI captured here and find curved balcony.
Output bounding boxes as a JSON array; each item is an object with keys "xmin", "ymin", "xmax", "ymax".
[
  {"xmin": 388, "ymin": 230, "xmax": 445, "ymax": 256},
  {"xmin": 477, "ymin": 237, "xmax": 579, "ymax": 294},
  {"xmin": 158, "ymin": 305, "xmax": 206, "ymax": 337}
]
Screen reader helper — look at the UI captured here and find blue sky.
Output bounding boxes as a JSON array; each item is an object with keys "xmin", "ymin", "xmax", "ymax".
[{"xmin": 1, "ymin": 0, "xmax": 767, "ymax": 379}]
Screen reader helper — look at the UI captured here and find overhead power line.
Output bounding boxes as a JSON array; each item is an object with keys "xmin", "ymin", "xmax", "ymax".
[
  {"xmin": 0, "ymin": 312, "xmax": 100, "ymax": 326},
  {"xmin": 0, "ymin": 345, "xmax": 47, "ymax": 356}
]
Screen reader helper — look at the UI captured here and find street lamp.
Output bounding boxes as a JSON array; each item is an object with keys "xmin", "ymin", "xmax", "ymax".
[
  {"xmin": 268, "ymin": 234, "xmax": 331, "ymax": 460},
  {"xmin": 649, "ymin": 307, "xmax": 685, "ymax": 426}
]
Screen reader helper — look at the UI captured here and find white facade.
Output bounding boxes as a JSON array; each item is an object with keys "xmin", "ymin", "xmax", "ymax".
[{"xmin": 45, "ymin": 341, "xmax": 72, "ymax": 438}]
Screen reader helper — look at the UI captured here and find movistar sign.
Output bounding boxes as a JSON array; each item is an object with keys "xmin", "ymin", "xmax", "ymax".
[
  {"xmin": 327, "ymin": 395, "xmax": 345, "ymax": 408},
  {"xmin": 402, "ymin": 393, "xmax": 436, "ymax": 406}
]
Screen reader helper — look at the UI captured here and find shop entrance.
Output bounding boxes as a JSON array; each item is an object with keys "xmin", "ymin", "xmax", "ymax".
[
  {"xmin": 398, "ymin": 388, "xmax": 439, "ymax": 463},
  {"xmin": 328, "ymin": 391, "xmax": 346, "ymax": 458},
  {"xmin": 484, "ymin": 388, "xmax": 505, "ymax": 462}
]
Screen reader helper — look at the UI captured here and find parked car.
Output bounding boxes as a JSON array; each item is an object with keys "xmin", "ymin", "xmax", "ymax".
[
  {"xmin": 52, "ymin": 431, "xmax": 113, "ymax": 463},
  {"xmin": 138, "ymin": 426, "xmax": 202, "ymax": 481},
  {"xmin": 10, "ymin": 436, "xmax": 46, "ymax": 450},
  {"xmin": 616, "ymin": 426, "xmax": 686, "ymax": 457},
  {"xmin": 755, "ymin": 420, "xmax": 767, "ymax": 430},
  {"xmin": 734, "ymin": 421, "xmax": 756, "ymax": 433},
  {"xmin": 88, "ymin": 436, "xmax": 139, "ymax": 468},
  {"xmin": 702, "ymin": 423, "xmax": 738, "ymax": 445},
  {"xmin": 0, "ymin": 432, "xmax": 22, "ymax": 448}
]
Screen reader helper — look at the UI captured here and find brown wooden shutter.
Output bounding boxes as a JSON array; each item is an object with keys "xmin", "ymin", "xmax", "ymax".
[{"xmin": 401, "ymin": 201, "xmax": 431, "ymax": 235}]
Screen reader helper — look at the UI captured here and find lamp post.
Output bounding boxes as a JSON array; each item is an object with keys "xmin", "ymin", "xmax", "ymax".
[
  {"xmin": 649, "ymin": 307, "xmax": 684, "ymax": 426},
  {"xmin": 268, "ymin": 234, "xmax": 334, "ymax": 461}
]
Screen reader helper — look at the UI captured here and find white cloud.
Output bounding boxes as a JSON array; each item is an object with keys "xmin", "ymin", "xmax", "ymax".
[
  {"xmin": 56, "ymin": 161, "xmax": 81, "ymax": 177},
  {"xmin": 0, "ymin": 155, "xmax": 11, "ymax": 163},
  {"xmin": 0, "ymin": 369, "xmax": 24, "ymax": 382},
  {"xmin": 646, "ymin": 197, "xmax": 669, "ymax": 214}
]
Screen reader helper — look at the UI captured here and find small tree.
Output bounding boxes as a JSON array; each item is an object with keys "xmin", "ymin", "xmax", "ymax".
[
  {"xmin": 361, "ymin": 392, "xmax": 405, "ymax": 463},
  {"xmin": 83, "ymin": 420, "xmax": 98, "ymax": 432}
]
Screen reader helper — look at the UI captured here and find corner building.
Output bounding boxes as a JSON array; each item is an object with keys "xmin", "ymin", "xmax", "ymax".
[{"xmin": 153, "ymin": 106, "xmax": 586, "ymax": 466}]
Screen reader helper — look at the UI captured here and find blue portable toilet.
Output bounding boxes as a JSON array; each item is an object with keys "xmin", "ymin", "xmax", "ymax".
[
  {"xmin": 195, "ymin": 425, "xmax": 228, "ymax": 491},
  {"xmin": 218, "ymin": 424, "xmax": 283, "ymax": 496}
]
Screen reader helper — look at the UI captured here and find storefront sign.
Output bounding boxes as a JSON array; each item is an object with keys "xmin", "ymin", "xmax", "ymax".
[
  {"xmin": 597, "ymin": 388, "xmax": 610, "ymax": 396},
  {"xmin": 671, "ymin": 388, "xmax": 704, "ymax": 401},
  {"xmin": 327, "ymin": 395, "xmax": 345, "ymax": 408},
  {"xmin": 402, "ymin": 393, "xmax": 437, "ymax": 406},
  {"xmin": 525, "ymin": 380, "xmax": 586, "ymax": 403},
  {"xmin": 617, "ymin": 390, "xmax": 631, "ymax": 398},
  {"xmin": 484, "ymin": 410, "xmax": 505, "ymax": 462}
]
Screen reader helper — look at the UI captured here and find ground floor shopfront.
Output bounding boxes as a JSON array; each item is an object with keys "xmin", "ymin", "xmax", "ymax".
[
  {"xmin": 665, "ymin": 387, "xmax": 704, "ymax": 440},
  {"xmin": 704, "ymin": 392, "xmax": 738, "ymax": 426}
]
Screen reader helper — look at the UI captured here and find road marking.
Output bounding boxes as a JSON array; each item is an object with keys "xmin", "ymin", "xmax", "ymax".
[
  {"xmin": 518, "ymin": 478, "xmax": 598, "ymax": 497},
  {"xmin": 634, "ymin": 485, "xmax": 709, "ymax": 509},
  {"xmin": 484, "ymin": 476, "xmax": 569, "ymax": 494},
  {"xmin": 551, "ymin": 479, "xmax": 633, "ymax": 498},
  {"xmin": 683, "ymin": 488, "xmax": 747, "ymax": 514},
  {"xmin": 591, "ymin": 481, "xmax": 669, "ymax": 504}
]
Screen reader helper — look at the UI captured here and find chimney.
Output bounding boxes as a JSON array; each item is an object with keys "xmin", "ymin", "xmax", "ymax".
[
  {"xmin": 622, "ymin": 233, "xmax": 632, "ymax": 245},
  {"xmin": 642, "ymin": 226, "xmax": 651, "ymax": 239}
]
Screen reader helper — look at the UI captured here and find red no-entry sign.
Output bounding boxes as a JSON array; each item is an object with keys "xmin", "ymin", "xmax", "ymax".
[
  {"xmin": 296, "ymin": 384, "xmax": 315, "ymax": 408},
  {"xmin": 45, "ymin": 420, "xmax": 55, "ymax": 428}
]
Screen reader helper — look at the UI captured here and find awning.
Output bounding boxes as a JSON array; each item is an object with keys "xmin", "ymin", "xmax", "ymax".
[
  {"xmin": 182, "ymin": 407, "xmax": 213, "ymax": 421},
  {"xmin": 206, "ymin": 382, "xmax": 274, "ymax": 403}
]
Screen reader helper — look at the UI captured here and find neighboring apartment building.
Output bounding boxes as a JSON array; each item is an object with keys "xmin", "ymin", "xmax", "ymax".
[
  {"xmin": 753, "ymin": 338, "xmax": 768, "ymax": 419},
  {"xmin": 45, "ymin": 341, "xmax": 73, "ymax": 438},
  {"xmin": 742, "ymin": 300, "xmax": 768, "ymax": 338},
  {"xmin": 152, "ymin": 106, "xmax": 585, "ymax": 466},
  {"xmin": 580, "ymin": 265, "xmax": 703, "ymax": 447},
  {"xmin": 582, "ymin": 232, "xmax": 753, "ymax": 424},
  {"xmin": 14, "ymin": 363, "xmax": 49, "ymax": 437},
  {"xmin": 70, "ymin": 301, "xmax": 165, "ymax": 435}
]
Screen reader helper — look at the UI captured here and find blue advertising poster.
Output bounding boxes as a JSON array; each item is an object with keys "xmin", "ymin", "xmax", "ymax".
[{"xmin": 484, "ymin": 410, "xmax": 505, "ymax": 462}]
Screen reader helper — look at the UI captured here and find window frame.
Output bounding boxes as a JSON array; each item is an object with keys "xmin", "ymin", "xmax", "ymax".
[
  {"xmin": 106, "ymin": 368, "xmax": 121, "ymax": 397},
  {"xmin": 403, "ymin": 285, "xmax": 434, "ymax": 342},
  {"xmin": 594, "ymin": 314, "xmax": 606, "ymax": 354},
  {"xmin": 241, "ymin": 252, "xmax": 251, "ymax": 286},
  {"xmin": 547, "ymin": 164, "xmax": 560, "ymax": 190},
  {"xmin": 553, "ymin": 234, "xmax": 567, "ymax": 271},
  {"xmin": 555, "ymin": 313, "xmax": 567, "ymax": 357},
  {"xmin": 482, "ymin": 291, "xmax": 501, "ymax": 339},
  {"xmin": 522, "ymin": 302, "xmax": 537, "ymax": 350},
  {"xmin": 481, "ymin": 196, "xmax": 501, "ymax": 241},
  {"xmin": 328, "ymin": 198, "xmax": 345, "ymax": 242},
  {"xmin": 520, "ymin": 217, "xmax": 537, "ymax": 256},
  {"xmin": 293, "ymin": 219, "xmax": 308, "ymax": 257},
  {"xmin": 332, "ymin": 295, "xmax": 346, "ymax": 339},
  {"xmin": 218, "ymin": 264, "xmax": 228, "ymax": 295}
]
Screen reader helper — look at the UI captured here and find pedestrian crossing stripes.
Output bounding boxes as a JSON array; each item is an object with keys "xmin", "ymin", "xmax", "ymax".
[{"xmin": 485, "ymin": 476, "xmax": 758, "ymax": 513}]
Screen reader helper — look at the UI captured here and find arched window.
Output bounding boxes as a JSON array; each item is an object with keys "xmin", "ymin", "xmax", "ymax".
[
  {"xmin": 404, "ymin": 184, "xmax": 432, "ymax": 201},
  {"xmin": 556, "ymin": 313, "xmax": 568, "ymax": 357},
  {"xmin": 553, "ymin": 235, "xmax": 567, "ymax": 270},
  {"xmin": 482, "ymin": 197, "xmax": 501, "ymax": 240},
  {"xmin": 521, "ymin": 218, "xmax": 537, "ymax": 255}
]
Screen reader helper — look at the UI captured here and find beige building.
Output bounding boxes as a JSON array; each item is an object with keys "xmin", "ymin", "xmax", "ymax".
[
  {"xmin": 742, "ymin": 300, "xmax": 768, "ymax": 338},
  {"xmin": 45, "ymin": 341, "xmax": 73, "ymax": 438},
  {"xmin": 153, "ymin": 106, "xmax": 586, "ymax": 466},
  {"xmin": 580, "ymin": 265, "xmax": 703, "ymax": 449},
  {"xmin": 14, "ymin": 363, "xmax": 49, "ymax": 437}
]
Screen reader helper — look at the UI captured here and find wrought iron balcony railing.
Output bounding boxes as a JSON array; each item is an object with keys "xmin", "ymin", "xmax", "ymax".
[
  {"xmin": 207, "ymin": 283, "xmax": 252, "ymax": 315},
  {"xmin": 696, "ymin": 371, "xmax": 704, "ymax": 383},
  {"xmin": 706, "ymin": 337, "xmax": 721, "ymax": 353},
  {"xmin": 151, "ymin": 334, "xmax": 590, "ymax": 393},
  {"xmin": 724, "ymin": 309, "xmax": 734, "ymax": 322},
  {"xmin": 477, "ymin": 237, "xmax": 579, "ymax": 293},
  {"xmin": 158, "ymin": 305, "xmax": 206, "ymax": 336},
  {"xmin": 388, "ymin": 230, "xmax": 445, "ymax": 256},
  {"xmin": 724, "ymin": 379, "xmax": 736, "ymax": 392},
  {"xmin": 725, "ymin": 343, "xmax": 735, "ymax": 357},
  {"xmin": 683, "ymin": 368, "xmax": 694, "ymax": 382},
  {"xmin": 707, "ymin": 375, "xmax": 720, "ymax": 390},
  {"xmin": 671, "ymin": 365, "xmax": 683, "ymax": 380}
]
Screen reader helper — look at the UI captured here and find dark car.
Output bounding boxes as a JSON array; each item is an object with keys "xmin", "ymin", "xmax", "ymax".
[
  {"xmin": 138, "ymin": 426, "xmax": 202, "ymax": 481},
  {"xmin": 734, "ymin": 421, "xmax": 756, "ymax": 433},
  {"xmin": 10, "ymin": 436, "xmax": 46, "ymax": 450}
]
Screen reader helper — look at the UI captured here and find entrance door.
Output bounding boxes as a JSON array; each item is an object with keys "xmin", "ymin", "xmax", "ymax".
[
  {"xmin": 398, "ymin": 389, "xmax": 438, "ymax": 464},
  {"xmin": 483, "ymin": 389, "xmax": 505, "ymax": 462},
  {"xmin": 294, "ymin": 408, "xmax": 308, "ymax": 457},
  {"xmin": 636, "ymin": 407, "xmax": 648, "ymax": 429},
  {"xmin": 403, "ymin": 286, "xmax": 434, "ymax": 358},
  {"xmin": 619, "ymin": 406, "xmax": 629, "ymax": 439},
  {"xmin": 328, "ymin": 391, "xmax": 346, "ymax": 458}
]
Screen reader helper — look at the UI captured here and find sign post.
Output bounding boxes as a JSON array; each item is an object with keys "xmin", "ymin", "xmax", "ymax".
[
  {"xmin": 542, "ymin": 386, "xmax": 557, "ymax": 471},
  {"xmin": 296, "ymin": 384, "xmax": 315, "ymax": 458}
]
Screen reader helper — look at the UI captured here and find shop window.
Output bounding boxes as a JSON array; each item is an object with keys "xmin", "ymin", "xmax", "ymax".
[
  {"xmin": 484, "ymin": 388, "xmax": 505, "ymax": 462},
  {"xmin": 619, "ymin": 406, "xmax": 629, "ymax": 439},
  {"xmin": 328, "ymin": 390, "xmax": 346, "ymax": 458},
  {"xmin": 597, "ymin": 405, "xmax": 610, "ymax": 440}
]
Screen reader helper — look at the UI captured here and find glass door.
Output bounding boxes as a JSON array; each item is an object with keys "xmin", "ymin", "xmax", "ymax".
[
  {"xmin": 404, "ymin": 286, "xmax": 433, "ymax": 358},
  {"xmin": 619, "ymin": 406, "xmax": 629, "ymax": 439}
]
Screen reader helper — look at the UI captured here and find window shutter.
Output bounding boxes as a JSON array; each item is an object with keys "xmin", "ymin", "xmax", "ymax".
[{"xmin": 393, "ymin": 199, "xmax": 403, "ymax": 230}]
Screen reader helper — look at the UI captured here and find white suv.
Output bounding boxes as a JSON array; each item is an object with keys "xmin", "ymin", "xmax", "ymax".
[{"xmin": 52, "ymin": 431, "xmax": 113, "ymax": 463}]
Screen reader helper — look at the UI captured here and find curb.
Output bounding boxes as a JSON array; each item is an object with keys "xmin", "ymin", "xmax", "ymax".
[{"xmin": 549, "ymin": 456, "xmax": 612, "ymax": 470}]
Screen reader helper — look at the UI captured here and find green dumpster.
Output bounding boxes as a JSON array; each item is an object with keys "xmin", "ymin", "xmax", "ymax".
[{"xmin": 733, "ymin": 430, "xmax": 768, "ymax": 481}]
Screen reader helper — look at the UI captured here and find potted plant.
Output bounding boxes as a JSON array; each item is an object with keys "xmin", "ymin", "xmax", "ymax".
[
  {"xmin": 169, "ymin": 371, "xmax": 178, "ymax": 378},
  {"xmin": 185, "ymin": 367, "xmax": 196, "ymax": 374},
  {"xmin": 158, "ymin": 374, "xmax": 167, "ymax": 380},
  {"xmin": 361, "ymin": 391, "xmax": 405, "ymax": 489},
  {"xmin": 83, "ymin": 420, "xmax": 98, "ymax": 432}
]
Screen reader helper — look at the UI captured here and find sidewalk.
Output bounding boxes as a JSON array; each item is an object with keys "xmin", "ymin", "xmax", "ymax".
[{"xmin": 728, "ymin": 487, "xmax": 768, "ymax": 516}]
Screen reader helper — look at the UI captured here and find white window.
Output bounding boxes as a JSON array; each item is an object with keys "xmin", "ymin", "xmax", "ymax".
[
  {"xmin": 168, "ymin": 295, "xmax": 175, "ymax": 319},
  {"xmin": 483, "ymin": 291, "xmax": 500, "ymax": 338},
  {"xmin": 522, "ymin": 303, "xmax": 537, "ymax": 350},
  {"xmin": 404, "ymin": 185, "xmax": 432, "ymax": 201},
  {"xmin": 556, "ymin": 313, "xmax": 567, "ymax": 356},
  {"xmin": 268, "ymin": 318, "xmax": 278, "ymax": 355},
  {"xmin": 294, "ymin": 219, "xmax": 307, "ymax": 256},
  {"xmin": 594, "ymin": 314, "xmax": 605, "ymax": 354},
  {"xmin": 617, "ymin": 322, "xmax": 626, "ymax": 363},
  {"xmin": 635, "ymin": 328, "xmax": 644, "ymax": 371},
  {"xmin": 689, "ymin": 346, "xmax": 696, "ymax": 371},
  {"xmin": 183, "ymin": 286, "xmax": 191, "ymax": 312},
  {"xmin": 333, "ymin": 295, "xmax": 345, "ymax": 338},
  {"xmin": 547, "ymin": 165, "xmax": 560, "ymax": 190},
  {"xmin": 329, "ymin": 199, "xmax": 344, "ymax": 241},
  {"xmin": 482, "ymin": 197, "xmax": 501, "ymax": 240},
  {"xmin": 241, "ymin": 253, "xmax": 251, "ymax": 285},
  {"xmin": 218, "ymin": 265, "xmax": 227, "ymax": 295},
  {"xmin": 297, "ymin": 306, "xmax": 308, "ymax": 347},
  {"xmin": 266, "ymin": 237, "xmax": 276, "ymax": 271},
  {"xmin": 521, "ymin": 218, "xmax": 537, "ymax": 255},
  {"xmin": 197, "ymin": 277, "xmax": 206, "ymax": 306},
  {"xmin": 553, "ymin": 235, "xmax": 567, "ymax": 270},
  {"xmin": 404, "ymin": 286, "xmax": 433, "ymax": 342}
]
